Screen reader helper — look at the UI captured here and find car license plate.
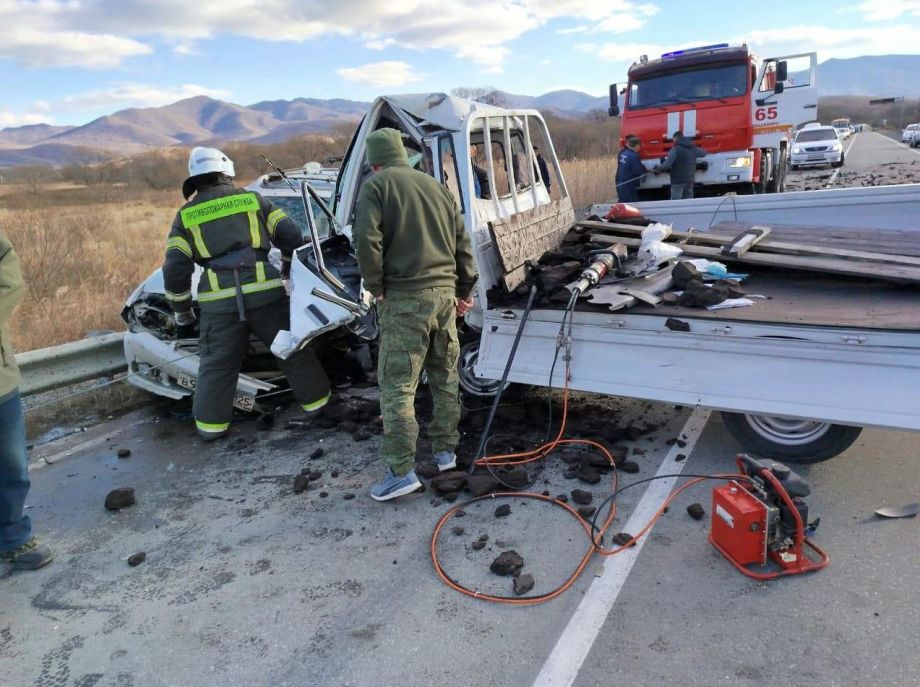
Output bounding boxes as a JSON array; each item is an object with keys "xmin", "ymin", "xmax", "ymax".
[
  {"xmin": 176, "ymin": 374, "xmax": 256, "ymax": 412},
  {"xmin": 807, "ymin": 155, "xmax": 824, "ymax": 161}
]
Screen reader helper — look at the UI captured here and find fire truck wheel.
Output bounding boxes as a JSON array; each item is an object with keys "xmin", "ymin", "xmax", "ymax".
[{"xmin": 720, "ymin": 412, "xmax": 863, "ymax": 463}]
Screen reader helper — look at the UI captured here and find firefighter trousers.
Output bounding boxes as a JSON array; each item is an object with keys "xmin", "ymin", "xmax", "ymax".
[{"xmin": 193, "ymin": 300, "xmax": 330, "ymax": 438}]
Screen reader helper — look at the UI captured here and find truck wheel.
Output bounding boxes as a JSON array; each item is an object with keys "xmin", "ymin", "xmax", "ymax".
[
  {"xmin": 752, "ymin": 151, "xmax": 770, "ymax": 194},
  {"xmin": 457, "ymin": 340, "xmax": 508, "ymax": 397},
  {"xmin": 720, "ymin": 412, "xmax": 862, "ymax": 464}
]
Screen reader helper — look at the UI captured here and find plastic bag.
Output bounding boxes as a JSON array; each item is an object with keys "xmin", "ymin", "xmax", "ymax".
[{"xmin": 639, "ymin": 222, "xmax": 682, "ymax": 262}]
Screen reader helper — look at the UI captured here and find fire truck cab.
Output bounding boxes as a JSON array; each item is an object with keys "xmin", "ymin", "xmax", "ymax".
[{"xmin": 610, "ymin": 44, "xmax": 818, "ymax": 198}]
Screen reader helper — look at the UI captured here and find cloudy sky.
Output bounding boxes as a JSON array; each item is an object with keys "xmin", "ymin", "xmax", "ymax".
[{"xmin": 1, "ymin": 0, "xmax": 918, "ymax": 128}]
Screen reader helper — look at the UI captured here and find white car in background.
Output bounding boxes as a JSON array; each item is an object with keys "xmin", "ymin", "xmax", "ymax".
[
  {"xmin": 901, "ymin": 124, "xmax": 918, "ymax": 144},
  {"xmin": 789, "ymin": 125, "xmax": 845, "ymax": 169}
]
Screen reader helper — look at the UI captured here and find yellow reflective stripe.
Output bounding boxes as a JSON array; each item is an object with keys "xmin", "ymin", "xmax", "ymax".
[
  {"xmin": 197, "ymin": 278, "xmax": 284, "ymax": 303},
  {"xmin": 165, "ymin": 290, "xmax": 192, "ymax": 302},
  {"xmin": 195, "ymin": 420, "xmax": 230, "ymax": 433},
  {"xmin": 187, "ymin": 225, "xmax": 210, "ymax": 258},
  {"xmin": 248, "ymin": 211, "xmax": 261, "ymax": 249},
  {"xmin": 166, "ymin": 236, "xmax": 192, "ymax": 258},
  {"xmin": 255, "ymin": 261, "xmax": 266, "ymax": 282},
  {"xmin": 206, "ymin": 268, "xmax": 220, "ymax": 291},
  {"xmin": 266, "ymin": 208, "xmax": 286, "ymax": 237},
  {"xmin": 181, "ymin": 193, "xmax": 260, "ymax": 228},
  {"xmin": 301, "ymin": 391, "xmax": 331, "ymax": 412}
]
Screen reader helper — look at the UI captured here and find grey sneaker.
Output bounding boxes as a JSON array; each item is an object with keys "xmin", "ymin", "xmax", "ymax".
[
  {"xmin": 0, "ymin": 538, "xmax": 53, "ymax": 571},
  {"xmin": 434, "ymin": 451, "xmax": 458, "ymax": 472},
  {"xmin": 370, "ymin": 468, "xmax": 422, "ymax": 502}
]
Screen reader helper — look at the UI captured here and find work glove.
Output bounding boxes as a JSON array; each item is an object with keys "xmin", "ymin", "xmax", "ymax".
[
  {"xmin": 699, "ymin": 161, "xmax": 709, "ymax": 171},
  {"xmin": 174, "ymin": 309, "xmax": 197, "ymax": 340},
  {"xmin": 280, "ymin": 258, "xmax": 291, "ymax": 279}
]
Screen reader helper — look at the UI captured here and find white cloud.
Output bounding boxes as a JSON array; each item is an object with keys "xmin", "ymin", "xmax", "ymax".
[
  {"xmin": 54, "ymin": 84, "xmax": 232, "ymax": 112},
  {"xmin": 738, "ymin": 25, "xmax": 920, "ymax": 60},
  {"xmin": 0, "ymin": 2, "xmax": 150, "ymax": 69},
  {"xmin": 854, "ymin": 0, "xmax": 920, "ymax": 21},
  {"xmin": 0, "ymin": 0, "xmax": 660, "ymax": 73},
  {"xmin": 0, "ymin": 110, "xmax": 51, "ymax": 128},
  {"xmin": 337, "ymin": 61, "xmax": 425, "ymax": 88}
]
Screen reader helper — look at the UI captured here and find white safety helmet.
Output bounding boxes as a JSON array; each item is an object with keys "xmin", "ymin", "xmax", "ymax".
[
  {"xmin": 187, "ymin": 146, "xmax": 235, "ymax": 178},
  {"xmin": 183, "ymin": 146, "xmax": 235, "ymax": 198}
]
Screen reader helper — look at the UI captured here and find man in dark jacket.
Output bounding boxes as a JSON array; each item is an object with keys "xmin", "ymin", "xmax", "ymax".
[
  {"xmin": 654, "ymin": 131, "xmax": 707, "ymax": 199},
  {"xmin": 353, "ymin": 128, "xmax": 477, "ymax": 501},
  {"xmin": 615, "ymin": 134, "xmax": 645, "ymax": 203},
  {"xmin": 163, "ymin": 147, "xmax": 330, "ymax": 441}
]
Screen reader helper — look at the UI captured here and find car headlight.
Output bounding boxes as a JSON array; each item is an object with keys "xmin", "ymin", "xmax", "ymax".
[
  {"xmin": 727, "ymin": 156, "xmax": 752, "ymax": 168},
  {"xmin": 792, "ymin": 146, "xmax": 802, "ymax": 154},
  {"xmin": 831, "ymin": 143, "xmax": 842, "ymax": 152}
]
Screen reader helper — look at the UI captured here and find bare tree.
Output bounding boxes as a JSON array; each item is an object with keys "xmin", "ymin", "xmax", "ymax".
[
  {"xmin": 451, "ymin": 86, "xmax": 508, "ymax": 107},
  {"xmin": 12, "ymin": 165, "xmax": 51, "ymax": 196}
]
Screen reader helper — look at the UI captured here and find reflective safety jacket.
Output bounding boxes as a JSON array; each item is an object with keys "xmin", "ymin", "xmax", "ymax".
[{"xmin": 163, "ymin": 180, "xmax": 303, "ymax": 314}]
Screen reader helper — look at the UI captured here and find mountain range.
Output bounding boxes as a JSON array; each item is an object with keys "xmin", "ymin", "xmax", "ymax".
[{"xmin": 2, "ymin": 54, "xmax": 917, "ymax": 167}]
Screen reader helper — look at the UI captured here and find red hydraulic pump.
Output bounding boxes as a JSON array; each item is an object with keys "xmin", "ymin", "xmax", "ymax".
[{"xmin": 710, "ymin": 454, "xmax": 828, "ymax": 580}]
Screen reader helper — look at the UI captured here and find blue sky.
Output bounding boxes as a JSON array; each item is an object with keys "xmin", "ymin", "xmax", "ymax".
[{"xmin": 1, "ymin": 0, "xmax": 918, "ymax": 129}]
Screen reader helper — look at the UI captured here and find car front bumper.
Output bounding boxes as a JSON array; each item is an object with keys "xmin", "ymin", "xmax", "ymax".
[{"xmin": 790, "ymin": 150, "xmax": 842, "ymax": 167}]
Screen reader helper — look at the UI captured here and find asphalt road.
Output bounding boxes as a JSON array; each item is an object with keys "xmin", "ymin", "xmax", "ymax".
[
  {"xmin": 785, "ymin": 130, "xmax": 920, "ymax": 192},
  {"xmin": 3, "ymin": 388, "xmax": 918, "ymax": 686}
]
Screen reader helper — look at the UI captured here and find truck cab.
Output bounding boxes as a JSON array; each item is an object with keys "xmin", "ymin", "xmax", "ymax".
[{"xmin": 611, "ymin": 44, "xmax": 817, "ymax": 198}]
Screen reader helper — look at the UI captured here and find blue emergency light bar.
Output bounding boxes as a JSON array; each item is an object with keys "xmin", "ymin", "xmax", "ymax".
[{"xmin": 661, "ymin": 43, "xmax": 730, "ymax": 59}]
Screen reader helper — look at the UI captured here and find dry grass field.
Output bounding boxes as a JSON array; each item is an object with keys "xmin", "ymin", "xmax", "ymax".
[
  {"xmin": 1, "ymin": 155, "xmax": 618, "ymax": 353},
  {"xmin": 2, "ymin": 188, "xmax": 176, "ymax": 352}
]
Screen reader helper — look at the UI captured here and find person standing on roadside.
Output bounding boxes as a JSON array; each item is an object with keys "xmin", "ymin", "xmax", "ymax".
[
  {"xmin": 163, "ymin": 147, "xmax": 331, "ymax": 441},
  {"xmin": 654, "ymin": 130, "xmax": 707, "ymax": 200},
  {"xmin": 615, "ymin": 134, "xmax": 646, "ymax": 203},
  {"xmin": 0, "ymin": 230, "xmax": 53, "ymax": 571},
  {"xmin": 353, "ymin": 128, "xmax": 477, "ymax": 502}
]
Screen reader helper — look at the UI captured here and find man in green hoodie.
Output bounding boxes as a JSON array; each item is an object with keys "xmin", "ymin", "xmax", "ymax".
[
  {"xmin": 0, "ymin": 230, "xmax": 53, "ymax": 570},
  {"xmin": 353, "ymin": 128, "xmax": 477, "ymax": 501}
]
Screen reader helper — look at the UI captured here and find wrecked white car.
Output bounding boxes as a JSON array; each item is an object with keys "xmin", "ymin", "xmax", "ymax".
[{"xmin": 121, "ymin": 164, "xmax": 377, "ymax": 411}]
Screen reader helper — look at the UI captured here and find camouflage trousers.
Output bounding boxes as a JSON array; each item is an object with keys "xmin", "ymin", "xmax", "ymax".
[{"xmin": 378, "ymin": 287, "xmax": 461, "ymax": 476}]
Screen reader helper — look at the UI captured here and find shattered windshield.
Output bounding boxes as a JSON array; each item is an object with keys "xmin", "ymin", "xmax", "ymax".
[
  {"xmin": 628, "ymin": 63, "xmax": 748, "ymax": 109},
  {"xmin": 271, "ymin": 195, "xmax": 332, "ymax": 241}
]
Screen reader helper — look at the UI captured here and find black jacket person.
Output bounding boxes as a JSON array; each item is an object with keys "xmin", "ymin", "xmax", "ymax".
[
  {"xmin": 654, "ymin": 131, "xmax": 707, "ymax": 199},
  {"xmin": 163, "ymin": 147, "xmax": 330, "ymax": 440}
]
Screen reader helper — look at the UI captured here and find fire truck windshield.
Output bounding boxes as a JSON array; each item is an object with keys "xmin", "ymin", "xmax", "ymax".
[{"xmin": 628, "ymin": 63, "xmax": 748, "ymax": 109}]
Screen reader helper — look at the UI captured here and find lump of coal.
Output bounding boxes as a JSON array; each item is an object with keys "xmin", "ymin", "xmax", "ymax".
[
  {"xmin": 343, "ymin": 493, "xmax": 356, "ymax": 501},
  {"xmin": 490, "ymin": 550, "xmax": 524, "ymax": 576},
  {"xmin": 571, "ymin": 489, "xmax": 593, "ymax": 505},
  {"xmin": 127, "ymin": 551, "xmax": 146, "ymax": 567},
  {"xmin": 415, "ymin": 463, "xmax": 440, "ymax": 480},
  {"xmin": 466, "ymin": 475, "xmax": 500, "ymax": 496},
  {"xmin": 619, "ymin": 461, "xmax": 640, "ymax": 474},
  {"xmin": 338, "ymin": 420, "xmax": 358, "ymax": 434},
  {"xmin": 293, "ymin": 474, "xmax": 310, "ymax": 494},
  {"xmin": 451, "ymin": 526, "xmax": 465, "ymax": 536},
  {"xmin": 513, "ymin": 573, "xmax": 535, "ymax": 596},
  {"xmin": 308, "ymin": 470, "xmax": 323, "ymax": 481},
  {"xmin": 471, "ymin": 540, "xmax": 487, "ymax": 550},
  {"xmin": 430, "ymin": 471, "xmax": 467, "ymax": 494},
  {"xmin": 498, "ymin": 467, "xmax": 529, "ymax": 490},
  {"xmin": 675, "ymin": 453, "xmax": 687, "ymax": 462},
  {"xmin": 575, "ymin": 466, "xmax": 601, "ymax": 485},
  {"xmin": 578, "ymin": 505, "xmax": 597, "ymax": 519},
  {"xmin": 613, "ymin": 532, "xmax": 635, "ymax": 547},
  {"xmin": 353, "ymin": 428, "xmax": 373, "ymax": 442},
  {"xmin": 494, "ymin": 504, "xmax": 512, "ymax": 517},
  {"xmin": 555, "ymin": 494, "xmax": 569, "ymax": 503},
  {"xmin": 665, "ymin": 317, "xmax": 691, "ymax": 332},
  {"xmin": 104, "ymin": 487, "xmax": 135, "ymax": 511},
  {"xmin": 116, "ymin": 448, "xmax": 131, "ymax": 459},
  {"xmin": 309, "ymin": 448, "xmax": 324, "ymax": 460},
  {"xmin": 672, "ymin": 261, "xmax": 701, "ymax": 289},
  {"xmin": 678, "ymin": 279, "xmax": 728, "ymax": 308},
  {"xmin": 687, "ymin": 503, "xmax": 706, "ymax": 520}
]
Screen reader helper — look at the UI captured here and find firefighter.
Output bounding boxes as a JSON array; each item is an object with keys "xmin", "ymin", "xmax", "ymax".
[
  {"xmin": 615, "ymin": 134, "xmax": 645, "ymax": 203},
  {"xmin": 353, "ymin": 129, "xmax": 477, "ymax": 501},
  {"xmin": 163, "ymin": 147, "xmax": 331, "ymax": 441}
]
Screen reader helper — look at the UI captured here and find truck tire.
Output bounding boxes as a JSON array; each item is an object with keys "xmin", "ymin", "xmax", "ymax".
[
  {"xmin": 720, "ymin": 412, "xmax": 862, "ymax": 464},
  {"xmin": 752, "ymin": 151, "xmax": 770, "ymax": 194},
  {"xmin": 457, "ymin": 340, "xmax": 508, "ymax": 398}
]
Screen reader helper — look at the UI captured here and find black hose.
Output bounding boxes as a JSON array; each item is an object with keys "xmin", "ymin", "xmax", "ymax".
[{"xmin": 468, "ymin": 284, "xmax": 539, "ymax": 473}]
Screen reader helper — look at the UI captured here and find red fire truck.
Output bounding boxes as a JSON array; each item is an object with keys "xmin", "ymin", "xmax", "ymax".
[{"xmin": 609, "ymin": 44, "xmax": 818, "ymax": 198}]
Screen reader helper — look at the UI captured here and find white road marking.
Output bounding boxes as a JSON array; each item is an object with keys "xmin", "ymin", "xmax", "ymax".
[
  {"xmin": 825, "ymin": 134, "xmax": 859, "ymax": 187},
  {"xmin": 532, "ymin": 406, "xmax": 712, "ymax": 687}
]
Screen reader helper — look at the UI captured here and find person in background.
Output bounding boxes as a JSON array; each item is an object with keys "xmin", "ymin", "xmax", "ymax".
[
  {"xmin": 615, "ymin": 134, "xmax": 646, "ymax": 203},
  {"xmin": 654, "ymin": 130, "xmax": 708, "ymax": 200},
  {"xmin": 0, "ymin": 230, "xmax": 53, "ymax": 571},
  {"xmin": 353, "ymin": 128, "xmax": 477, "ymax": 502},
  {"xmin": 535, "ymin": 147, "xmax": 551, "ymax": 193}
]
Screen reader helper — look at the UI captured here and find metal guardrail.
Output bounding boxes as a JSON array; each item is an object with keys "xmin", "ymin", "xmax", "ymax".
[{"xmin": 16, "ymin": 332, "xmax": 127, "ymax": 398}]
